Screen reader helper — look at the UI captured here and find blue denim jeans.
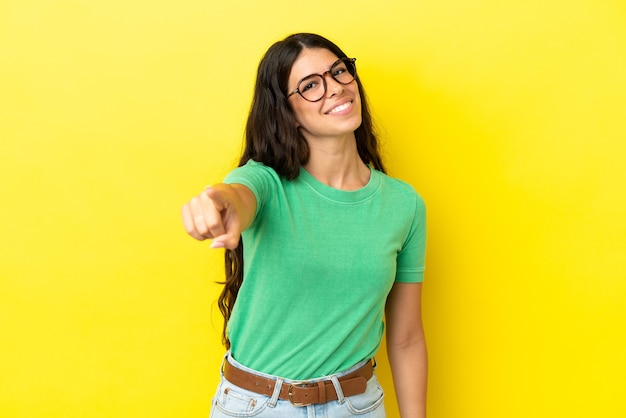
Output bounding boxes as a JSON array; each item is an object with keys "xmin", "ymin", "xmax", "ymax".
[{"xmin": 209, "ymin": 354, "xmax": 386, "ymax": 417}]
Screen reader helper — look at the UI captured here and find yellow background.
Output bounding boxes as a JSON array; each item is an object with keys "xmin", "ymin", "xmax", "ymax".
[{"xmin": 1, "ymin": 0, "xmax": 625, "ymax": 417}]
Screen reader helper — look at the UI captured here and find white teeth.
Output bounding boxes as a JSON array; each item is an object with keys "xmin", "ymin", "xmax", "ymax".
[{"xmin": 328, "ymin": 102, "xmax": 351, "ymax": 114}]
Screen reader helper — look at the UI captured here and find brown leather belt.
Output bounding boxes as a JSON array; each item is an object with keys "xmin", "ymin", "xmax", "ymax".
[{"xmin": 223, "ymin": 359, "xmax": 373, "ymax": 406}]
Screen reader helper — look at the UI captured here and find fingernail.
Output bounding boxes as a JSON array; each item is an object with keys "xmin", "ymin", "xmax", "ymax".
[{"xmin": 210, "ymin": 241, "xmax": 225, "ymax": 249}]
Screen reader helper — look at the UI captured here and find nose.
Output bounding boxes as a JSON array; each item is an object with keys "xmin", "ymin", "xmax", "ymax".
[{"xmin": 323, "ymin": 72, "xmax": 344, "ymax": 97}]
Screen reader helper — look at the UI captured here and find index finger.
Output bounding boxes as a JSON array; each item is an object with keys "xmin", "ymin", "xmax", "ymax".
[{"xmin": 199, "ymin": 190, "xmax": 227, "ymax": 238}]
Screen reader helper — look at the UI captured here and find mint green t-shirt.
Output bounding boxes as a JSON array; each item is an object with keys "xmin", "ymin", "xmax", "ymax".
[{"xmin": 223, "ymin": 160, "xmax": 426, "ymax": 380}]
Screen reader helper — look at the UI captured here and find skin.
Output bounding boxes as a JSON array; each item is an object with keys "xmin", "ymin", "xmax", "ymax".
[
  {"xmin": 386, "ymin": 282, "xmax": 428, "ymax": 417},
  {"xmin": 289, "ymin": 48, "xmax": 370, "ymax": 190},
  {"xmin": 181, "ymin": 47, "xmax": 427, "ymax": 417}
]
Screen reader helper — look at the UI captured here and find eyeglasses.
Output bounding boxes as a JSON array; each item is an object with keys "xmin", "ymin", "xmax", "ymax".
[{"xmin": 287, "ymin": 58, "xmax": 357, "ymax": 102}]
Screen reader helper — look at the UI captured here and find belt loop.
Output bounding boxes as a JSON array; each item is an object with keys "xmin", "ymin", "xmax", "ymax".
[
  {"xmin": 317, "ymin": 381, "xmax": 326, "ymax": 404},
  {"xmin": 330, "ymin": 375, "xmax": 346, "ymax": 404},
  {"xmin": 219, "ymin": 351, "xmax": 230, "ymax": 377},
  {"xmin": 269, "ymin": 377, "xmax": 283, "ymax": 408}
]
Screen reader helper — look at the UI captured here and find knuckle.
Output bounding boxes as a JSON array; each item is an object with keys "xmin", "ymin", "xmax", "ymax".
[
  {"xmin": 206, "ymin": 219, "xmax": 223, "ymax": 233},
  {"xmin": 194, "ymin": 220, "xmax": 209, "ymax": 235}
]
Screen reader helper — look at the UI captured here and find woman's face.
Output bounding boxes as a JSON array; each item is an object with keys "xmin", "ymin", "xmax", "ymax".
[{"xmin": 287, "ymin": 48, "xmax": 362, "ymax": 143}]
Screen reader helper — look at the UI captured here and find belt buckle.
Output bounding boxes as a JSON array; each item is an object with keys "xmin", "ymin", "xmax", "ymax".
[{"xmin": 287, "ymin": 384, "xmax": 311, "ymax": 407}]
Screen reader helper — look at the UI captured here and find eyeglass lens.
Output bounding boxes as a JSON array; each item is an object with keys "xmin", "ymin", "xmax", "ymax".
[{"xmin": 298, "ymin": 58, "xmax": 356, "ymax": 102}]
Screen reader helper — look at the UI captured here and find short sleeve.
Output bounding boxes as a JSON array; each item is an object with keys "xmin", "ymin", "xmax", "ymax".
[
  {"xmin": 395, "ymin": 193, "xmax": 427, "ymax": 283},
  {"xmin": 223, "ymin": 159, "xmax": 279, "ymax": 223}
]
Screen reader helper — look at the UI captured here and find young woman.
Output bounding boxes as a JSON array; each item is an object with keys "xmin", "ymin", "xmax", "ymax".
[{"xmin": 182, "ymin": 33, "xmax": 427, "ymax": 417}]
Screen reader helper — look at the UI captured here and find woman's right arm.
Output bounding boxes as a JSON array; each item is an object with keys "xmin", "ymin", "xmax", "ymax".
[{"xmin": 181, "ymin": 183, "xmax": 256, "ymax": 249}]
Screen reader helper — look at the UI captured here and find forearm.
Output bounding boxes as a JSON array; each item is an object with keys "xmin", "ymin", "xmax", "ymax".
[{"xmin": 387, "ymin": 338, "xmax": 428, "ymax": 418}]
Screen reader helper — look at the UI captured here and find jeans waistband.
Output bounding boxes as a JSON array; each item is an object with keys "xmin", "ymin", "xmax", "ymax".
[{"xmin": 223, "ymin": 352, "xmax": 372, "ymax": 384}]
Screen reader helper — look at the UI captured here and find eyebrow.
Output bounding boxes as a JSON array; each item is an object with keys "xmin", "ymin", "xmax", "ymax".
[{"xmin": 292, "ymin": 59, "xmax": 340, "ymax": 85}]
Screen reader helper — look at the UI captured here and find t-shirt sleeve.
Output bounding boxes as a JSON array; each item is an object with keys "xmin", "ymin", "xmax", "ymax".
[
  {"xmin": 222, "ymin": 159, "xmax": 277, "ymax": 224},
  {"xmin": 395, "ymin": 192, "xmax": 427, "ymax": 283}
]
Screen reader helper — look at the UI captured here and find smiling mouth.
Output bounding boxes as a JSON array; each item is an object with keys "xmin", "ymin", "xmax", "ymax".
[{"xmin": 327, "ymin": 101, "xmax": 352, "ymax": 114}]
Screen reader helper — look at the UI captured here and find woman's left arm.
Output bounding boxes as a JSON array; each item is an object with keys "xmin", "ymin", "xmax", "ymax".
[{"xmin": 385, "ymin": 282, "xmax": 427, "ymax": 418}]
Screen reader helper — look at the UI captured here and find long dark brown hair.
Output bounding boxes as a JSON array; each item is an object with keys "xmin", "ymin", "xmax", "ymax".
[{"xmin": 217, "ymin": 33, "xmax": 386, "ymax": 348}]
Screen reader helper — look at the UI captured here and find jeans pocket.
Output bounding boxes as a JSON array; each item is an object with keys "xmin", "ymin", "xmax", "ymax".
[
  {"xmin": 211, "ymin": 378, "xmax": 270, "ymax": 417},
  {"xmin": 344, "ymin": 375, "xmax": 386, "ymax": 416}
]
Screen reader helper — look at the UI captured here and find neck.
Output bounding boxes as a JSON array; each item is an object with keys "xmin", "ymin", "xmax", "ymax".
[{"xmin": 303, "ymin": 133, "xmax": 371, "ymax": 190}]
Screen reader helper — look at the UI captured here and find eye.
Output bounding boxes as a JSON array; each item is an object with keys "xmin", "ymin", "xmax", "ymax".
[
  {"xmin": 302, "ymin": 82, "xmax": 317, "ymax": 92},
  {"xmin": 299, "ymin": 76, "xmax": 321, "ymax": 92},
  {"xmin": 332, "ymin": 65, "xmax": 347, "ymax": 77}
]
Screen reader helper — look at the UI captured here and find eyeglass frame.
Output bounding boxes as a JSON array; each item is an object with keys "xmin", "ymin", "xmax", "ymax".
[{"xmin": 286, "ymin": 57, "xmax": 357, "ymax": 102}]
